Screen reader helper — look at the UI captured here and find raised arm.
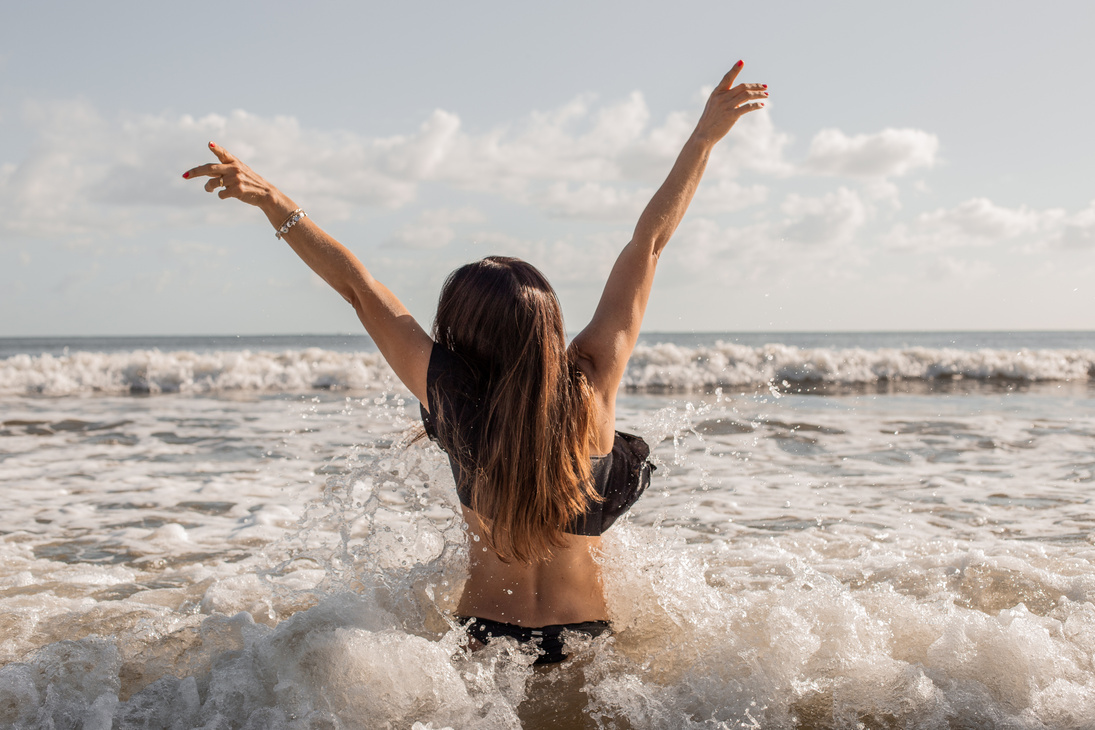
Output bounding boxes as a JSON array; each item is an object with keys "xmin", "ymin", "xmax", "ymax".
[
  {"xmin": 183, "ymin": 143, "xmax": 433, "ymax": 402},
  {"xmin": 570, "ymin": 62, "xmax": 767, "ymax": 400}
]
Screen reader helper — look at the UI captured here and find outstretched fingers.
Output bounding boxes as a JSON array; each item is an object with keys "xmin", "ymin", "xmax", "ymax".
[
  {"xmin": 181, "ymin": 143, "xmax": 237, "ymax": 181},
  {"xmin": 182, "ymin": 162, "xmax": 228, "ymax": 180},
  {"xmin": 710, "ymin": 60, "xmax": 768, "ymax": 118},
  {"xmin": 728, "ymin": 85, "xmax": 769, "ymax": 108},
  {"xmin": 208, "ymin": 141, "xmax": 237, "ymax": 164},
  {"xmin": 181, "ymin": 141, "xmax": 273, "ymax": 207},
  {"xmin": 182, "ymin": 142, "xmax": 245, "ymax": 197},
  {"xmin": 736, "ymin": 100, "xmax": 767, "ymax": 116},
  {"xmin": 718, "ymin": 60, "xmax": 745, "ymax": 91},
  {"xmin": 713, "ymin": 80, "xmax": 768, "ymax": 123}
]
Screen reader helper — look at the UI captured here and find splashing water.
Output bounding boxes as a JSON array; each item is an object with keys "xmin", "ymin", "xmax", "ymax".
[{"xmin": 3, "ymin": 361, "xmax": 1095, "ymax": 727}]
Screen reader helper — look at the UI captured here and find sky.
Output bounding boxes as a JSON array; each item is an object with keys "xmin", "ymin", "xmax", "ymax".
[{"xmin": 1, "ymin": 1, "xmax": 1093, "ymax": 336}]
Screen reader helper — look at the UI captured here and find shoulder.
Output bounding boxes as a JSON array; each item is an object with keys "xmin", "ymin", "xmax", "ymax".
[{"xmin": 568, "ymin": 337, "xmax": 618, "ymax": 395}]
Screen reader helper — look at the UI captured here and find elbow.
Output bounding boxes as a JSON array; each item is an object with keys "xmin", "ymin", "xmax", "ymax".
[
  {"xmin": 642, "ymin": 237, "xmax": 668, "ymax": 264},
  {"xmin": 343, "ymin": 287, "xmax": 364, "ymax": 313},
  {"xmin": 343, "ymin": 272, "xmax": 374, "ymax": 314},
  {"xmin": 628, "ymin": 232, "xmax": 663, "ymax": 260}
]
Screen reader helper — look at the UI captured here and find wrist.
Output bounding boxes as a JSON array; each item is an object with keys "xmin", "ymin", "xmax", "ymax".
[
  {"xmin": 687, "ymin": 128, "xmax": 721, "ymax": 151},
  {"xmin": 259, "ymin": 190, "xmax": 299, "ymax": 227}
]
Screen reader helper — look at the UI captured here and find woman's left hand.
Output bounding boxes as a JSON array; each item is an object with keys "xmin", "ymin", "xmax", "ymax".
[
  {"xmin": 182, "ymin": 142, "xmax": 282, "ymax": 212},
  {"xmin": 692, "ymin": 62, "xmax": 768, "ymax": 146}
]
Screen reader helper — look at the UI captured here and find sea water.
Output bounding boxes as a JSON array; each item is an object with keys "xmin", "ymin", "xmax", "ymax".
[{"xmin": 1, "ymin": 332, "xmax": 1094, "ymax": 729}]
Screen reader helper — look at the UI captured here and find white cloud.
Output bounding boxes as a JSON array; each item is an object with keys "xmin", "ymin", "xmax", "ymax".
[
  {"xmin": 537, "ymin": 232, "xmax": 624, "ymax": 286},
  {"xmin": 921, "ymin": 198, "xmax": 1049, "ymax": 238},
  {"xmin": 386, "ymin": 207, "xmax": 484, "ymax": 250},
  {"xmin": 426, "ymin": 93, "xmax": 651, "ymax": 192},
  {"xmin": 0, "ymin": 103, "xmax": 423, "ymax": 240},
  {"xmin": 0, "ymin": 87, "xmax": 820, "ymax": 243},
  {"xmin": 672, "ymin": 217, "xmax": 737, "ymax": 271},
  {"xmin": 3, "ymin": 100, "xmax": 124, "ymax": 238},
  {"xmin": 886, "ymin": 197, "xmax": 1065, "ymax": 252},
  {"xmin": 860, "ymin": 180, "xmax": 902, "ymax": 209},
  {"xmin": 804, "ymin": 128, "xmax": 938, "ymax": 178},
  {"xmin": 709, "ymin": 108, "xmax": 795, "ymax": 179},
  {"xmin": 535, "ymin": 182, "xmax": 652, "ymax": 221},
  {"xmin": 378, "ymin": 109, "xmax": 462, "ymax": 180},
  {"xmin": 617, "ymin": 109, "xmax": 695, "ymax": 180},
  {"xmin": 448, "ymin": 230, "xmax": 623, "ymax": 288},
  {"xmin": 780, "ymin": 187, "xmax": 868, "ymax": 247},
  {"xmin": 0, "ymin": 96, "xmax": 660, "ymax": 239},
  {"xmin": 1052, "ymin": 200, "xmax": 1095, "ymax": 249},
  {"xmin": 691, "ymin": 179, "xmax": 768, "ymax": 215},
  {"xmin": 662, "ymin": 205, "xmax": 873, "ymax": 289},
  {"xmin": 0, "ymin": 90, "xmax": 1000, "ymax": 280},
  {"xmin": 926, "ymin": 255, "xmax": 994, "ymax": 282}
]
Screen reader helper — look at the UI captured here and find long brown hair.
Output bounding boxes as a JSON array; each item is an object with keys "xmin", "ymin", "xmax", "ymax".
[{"xmin": 431, "ymin": 256, "xmax": 600, "ymax": 563}]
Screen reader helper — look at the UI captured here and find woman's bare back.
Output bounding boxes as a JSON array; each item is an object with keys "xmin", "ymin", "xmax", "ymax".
[{"xmin": 455, "ymin": 506, "xmax": 609, "ymax": 626}]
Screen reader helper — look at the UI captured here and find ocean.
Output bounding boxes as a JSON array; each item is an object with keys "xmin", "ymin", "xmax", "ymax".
[{"xmin": 2, "ymin": 332, "xmax": 1094, "ymax": 729}]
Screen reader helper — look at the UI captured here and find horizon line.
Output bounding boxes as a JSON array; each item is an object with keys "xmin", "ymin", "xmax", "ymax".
[{"xmin": 2, "ymin": 328, "xmax": 1094, "ymax": 340}]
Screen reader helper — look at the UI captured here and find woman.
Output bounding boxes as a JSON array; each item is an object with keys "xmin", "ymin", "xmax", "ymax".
[{"xmin": 183, "ymin": 62, "xmax": 767, "ymax": 664}]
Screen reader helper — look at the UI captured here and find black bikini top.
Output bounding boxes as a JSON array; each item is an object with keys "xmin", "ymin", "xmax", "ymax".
[{"xmin": 420, "ymin": 344, "xmax": 654, "ymax": 536}]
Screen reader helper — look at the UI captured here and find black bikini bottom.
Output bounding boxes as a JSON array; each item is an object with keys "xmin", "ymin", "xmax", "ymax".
[{"xmin": 457, "ymin": 616, "xmax": 612, "ymax": 665}]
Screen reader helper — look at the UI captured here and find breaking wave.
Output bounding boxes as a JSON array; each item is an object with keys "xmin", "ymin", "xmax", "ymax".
[
  {"xmin": 623, "ymin": 343, "xmax": 1095, "ymax": 392},
  {"xmin": 2, "ymin": 343, "xmax": 1093, "ymax": 396}
]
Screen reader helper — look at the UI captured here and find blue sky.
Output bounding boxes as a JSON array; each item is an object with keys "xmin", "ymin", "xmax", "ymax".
[{"xmin": 2, "ymin": 1, "xmax": 1093, "ymax": 335}]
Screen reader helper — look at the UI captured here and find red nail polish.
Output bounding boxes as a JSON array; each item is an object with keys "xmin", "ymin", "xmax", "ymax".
[
  {"xmin": 762, "ymin": 84, "xmax": 768, "ymax": 89},
  {"xmin": 182, "ymin": 172, "xmax": 190, "ymax": 179},
  {"xmin": 208, "ymin": 141, "xmax": 215, "ymax": 148},
  {"xmin": 737, "ymin": 60, "xmax": 744, "ymax": 67}
]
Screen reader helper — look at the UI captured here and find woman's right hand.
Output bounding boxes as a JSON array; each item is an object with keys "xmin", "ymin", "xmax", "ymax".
[
  {"xmin": 692, "ymin": 61, "xmax": 768, "ymax": 145},
  {"xmin": 182, "ymin": 142, "xmax": 291, "ymax": 217}
]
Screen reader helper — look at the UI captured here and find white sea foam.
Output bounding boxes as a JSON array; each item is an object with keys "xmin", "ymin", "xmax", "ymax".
[
  {"xmin": 0, "ymin": 348, "xmax": 395, "ymax": 396},
  {"xmin": 625, "ymin": 342, "xmax": 1095, "ymax": 391},
  {"xmin": 3, "ymin": 364, "xmax": 1095, "ymax": 726},
  {"xmin": 7, "ymin": 525, "xmax": 1095, "ymax": 728},
  {"xmin": 2, "ymin": 344, "xmax": 1093, "ymax": 396}
]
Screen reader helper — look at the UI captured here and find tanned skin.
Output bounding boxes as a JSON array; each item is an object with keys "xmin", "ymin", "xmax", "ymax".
[{"xmin": 184, "ymin": 62, "xmax": 767, "ymax": 627}]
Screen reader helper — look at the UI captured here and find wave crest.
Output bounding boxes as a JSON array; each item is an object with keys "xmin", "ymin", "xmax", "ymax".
[
  {"xmin": 0, "ymin": 349, "xmax": 394, "ymax": 396},
  {"xmin": 625, "ymin": 343, "xmax": 1095, "ymax": 391},
  {"xmin": 2, "ymin": 343, "xmax": 1093, "ymax": 396}
]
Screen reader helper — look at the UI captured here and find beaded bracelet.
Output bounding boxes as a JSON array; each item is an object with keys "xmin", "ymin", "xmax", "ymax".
[{"xmin": 275, "ymin": 208, "xmax": 307, "ymax": 240}]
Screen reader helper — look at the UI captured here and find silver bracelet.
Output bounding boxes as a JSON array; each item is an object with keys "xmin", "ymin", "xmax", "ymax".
[{"xmin": 275, "ymin": 208, "xmax": 307, "ymax": 239}]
